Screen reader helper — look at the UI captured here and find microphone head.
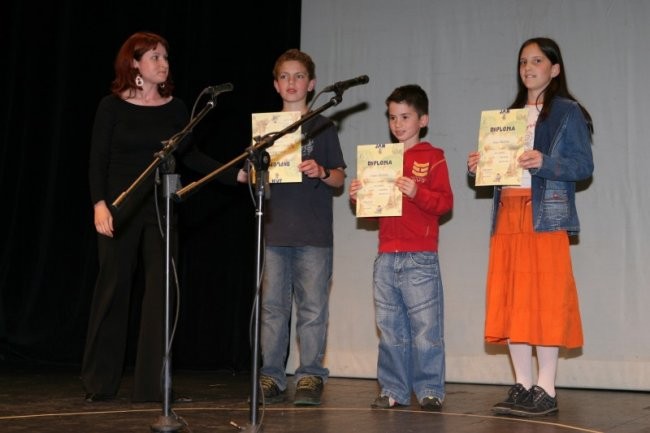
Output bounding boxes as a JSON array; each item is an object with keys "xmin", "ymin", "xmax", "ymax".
[
  {"xmin": 322, "ymin": 75, "xmax": 370, "ymax": 93},
  {"xmin": 208, "ymin": 83, "xmax": 234, "ymax": 95}
]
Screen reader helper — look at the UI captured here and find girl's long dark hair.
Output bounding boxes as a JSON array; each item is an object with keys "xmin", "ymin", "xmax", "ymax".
[{"xmin": 509, "ymin": 37, "xmax": 593, "ymax": 133}]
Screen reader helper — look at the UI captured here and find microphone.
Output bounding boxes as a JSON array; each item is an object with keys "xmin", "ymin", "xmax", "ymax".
[
  {"xmin": 206, "ymin": 82, "xmax": 234, "ymax": 96},
  {"xmin": 322, "ymin": 75, "xmax": 369, "ymax": 93}
]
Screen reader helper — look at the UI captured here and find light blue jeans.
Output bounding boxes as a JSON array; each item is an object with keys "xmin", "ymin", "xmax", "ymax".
[
  {"xmin": 260, "ymin": 245, "xmax": 332, "ymax": 390},
  {"xmin": 373, "ymin": 252, "xmax": 445, "ymax": 405}
]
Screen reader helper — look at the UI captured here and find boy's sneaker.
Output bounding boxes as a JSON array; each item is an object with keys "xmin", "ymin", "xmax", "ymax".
[
  {"xmin": 294, "ymin": 376, "xmax": 323, "ymax": 406},
  {"xmin": 491, "ymin": 383, "xmax": 530, "ymax": 415},
  {"xmin": 420, "ymin": 396, "xmax": 443, "ymax": 411},
  {"xmin": 371, "ymin": 395, "xmax": 399, "ymax": 409},
  {"xmin": 509, "ymin": 385, "xmax": 558, "ymax": 417},
  {"xmin": 259, "ymin": 375, "xmax": 285, "ymax": 404}
]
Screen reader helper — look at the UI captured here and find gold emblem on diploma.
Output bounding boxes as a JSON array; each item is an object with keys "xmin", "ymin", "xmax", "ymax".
[
  {"xmin": 475, "ymin": 109, "xmax": 527, "ymax": 186},
  {"xmin": 356, "ymin": 143, "xmax": 404, "ymax": 217}
]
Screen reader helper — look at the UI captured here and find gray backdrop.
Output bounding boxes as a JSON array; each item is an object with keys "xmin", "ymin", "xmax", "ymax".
[{"xmin": 286, "ymin": 0, "xmax": 649, "ymax": 391}]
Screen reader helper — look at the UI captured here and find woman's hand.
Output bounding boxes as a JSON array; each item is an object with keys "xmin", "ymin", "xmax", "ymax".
[{"xmin": 93, "ymin": 200, "xmax": 114, "ymax": 238}]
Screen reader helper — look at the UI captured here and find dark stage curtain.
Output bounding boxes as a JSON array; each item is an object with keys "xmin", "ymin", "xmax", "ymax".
[{"xmin": 0, "ymin": 1, "xmax": 301, "ymax": 373}]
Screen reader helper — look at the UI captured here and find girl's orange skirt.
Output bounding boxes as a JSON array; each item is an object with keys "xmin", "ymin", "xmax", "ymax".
[{"xmin": 484, "ymin": 188, "xmax": 583, "ymax": 348}]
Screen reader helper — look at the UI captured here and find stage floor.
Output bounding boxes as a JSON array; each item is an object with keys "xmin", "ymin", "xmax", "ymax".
[{"xmin": 1, "ymin": 364, "xmax": 648, "ymax": 433}]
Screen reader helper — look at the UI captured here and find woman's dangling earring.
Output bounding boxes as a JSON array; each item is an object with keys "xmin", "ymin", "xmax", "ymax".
[{"xmin": 135, "ymin": 74, "xmax": 144, "ymax": 88}]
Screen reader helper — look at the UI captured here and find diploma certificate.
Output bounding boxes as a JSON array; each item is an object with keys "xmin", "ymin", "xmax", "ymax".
[
  {"xmin": 356, "ymin": 143, "xmax": 404, "ymax": 217},
  {"xmin": 475, "ymin": 108, "xmax": 528, "ymax": 186},
  {"xmin": 251, "ymin": 111, "xmax": 302, "ymax": 183}
]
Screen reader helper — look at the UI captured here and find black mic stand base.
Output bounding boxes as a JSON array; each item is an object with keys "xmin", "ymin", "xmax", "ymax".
[
  {"xmin": 150, "ymin": 414, "xmax": 184, "ymax": 433},
  {"xmin": 239, "ymin": 424, "xmax": 264, "ymax": 433}
]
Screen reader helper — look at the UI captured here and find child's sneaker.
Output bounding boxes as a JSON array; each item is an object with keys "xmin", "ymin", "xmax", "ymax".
[
  {"xmin": 509, "ymin": 385, "xmax": 558, "ymax": 417},
  {"xmin": 371, "ymin": 395, "xmax": 399, "ymax": 409},
  {"xmin": 259, "ymin": 375, "xmax": 285, "ymax": 404},
  {"xmin": 293, "ymin": 376, "xmax": 323, "ymax": 406},
  {"xmin": 491, "ymin": 383, "xmax": 530, "ymax": 415},
  {"xmin": 420, "ymin": 396, "xmax": 443, "ymax": 411}
]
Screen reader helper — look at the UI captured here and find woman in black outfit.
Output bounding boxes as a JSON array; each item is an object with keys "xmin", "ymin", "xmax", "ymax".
[{"xmin": 82, "ymin": 31, "xmax": 242, "ymax": 403}]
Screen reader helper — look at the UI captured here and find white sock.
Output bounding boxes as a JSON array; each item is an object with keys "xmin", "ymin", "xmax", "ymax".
[
  {"xmin": 536, "ymin": 346, "xmax": 559, "ymax": 397},
  {"xmin": 508, "ymin": 342, "xmax": 533, "ymax": 389}
]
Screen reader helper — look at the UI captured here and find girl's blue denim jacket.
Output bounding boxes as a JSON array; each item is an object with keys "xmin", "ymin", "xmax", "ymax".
[{"xmin": 489, "ymin": 97, "xmax": 594, "ymax": 236}]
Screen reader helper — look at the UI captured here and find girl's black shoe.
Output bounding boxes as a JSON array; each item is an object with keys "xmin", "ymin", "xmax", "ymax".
[{"xmin": 509, "ymin": 385, "xmax": 558, "ymax": 417}]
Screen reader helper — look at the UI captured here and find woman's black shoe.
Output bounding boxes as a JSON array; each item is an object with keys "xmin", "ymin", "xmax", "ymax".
[{"xmin": 84, "ymin": 393, "xmax": 115, "ymax": 403}]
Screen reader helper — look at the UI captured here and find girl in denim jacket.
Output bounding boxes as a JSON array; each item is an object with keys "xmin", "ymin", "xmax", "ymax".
[{"xmin": 467, "ymin": 37, "xmax": 594, "ymax": 418}]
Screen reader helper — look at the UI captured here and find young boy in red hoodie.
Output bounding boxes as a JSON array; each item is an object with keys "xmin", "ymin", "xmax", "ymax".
[{"xmin": 349, "ymin": 84, "xmax": 453, "ymax": 411}]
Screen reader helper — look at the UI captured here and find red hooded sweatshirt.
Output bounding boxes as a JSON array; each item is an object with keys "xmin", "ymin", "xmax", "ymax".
[{"xmin": 378, "ymin": 142, "xmax": 453, "ymax": 253}]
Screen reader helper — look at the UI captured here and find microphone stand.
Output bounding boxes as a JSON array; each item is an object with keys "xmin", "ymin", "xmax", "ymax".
[
  {"xmin": 174, "ymin": 92, "xmax": 344, "ymax": 432},
  {"xmin": 111, "ymin": 94, "xmax": 220, "ymax": 433},
  {"xmin": 151, "ymin": 172, "xmax": 182, "ymax": 433}
]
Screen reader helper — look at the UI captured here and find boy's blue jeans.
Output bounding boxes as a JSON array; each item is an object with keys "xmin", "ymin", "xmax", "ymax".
[
  {"xmin": 260, "ymin": 245, "xmax": 332, "ymax": 390},
  {"xmin": 373, "ymin": 251, "xmax": 446, "ymax": 405}
]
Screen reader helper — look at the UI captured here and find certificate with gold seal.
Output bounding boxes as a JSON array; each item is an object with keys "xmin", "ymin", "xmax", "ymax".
[
  {"xmin": 251, "ymin": 111, "xmax": 302, "ymax": 183},
  {"xmin": 356, "ymin": 143, "xmax": 404, "ymax": 217},
  {"xmin": 475, "ymin": 108, "xmax": 527, "ymax": 186}
]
